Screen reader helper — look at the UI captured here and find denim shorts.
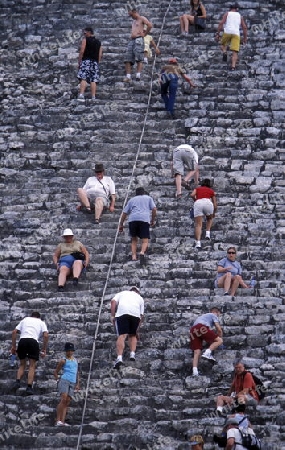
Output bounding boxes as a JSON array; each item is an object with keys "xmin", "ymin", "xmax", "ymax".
[
  {"xmin": 58, "ymin": 378, "xmax": 76, "ymax": 397},
  {"xmin": 59, "ymin": 255, "xmax": 75, "ymax": 269}
]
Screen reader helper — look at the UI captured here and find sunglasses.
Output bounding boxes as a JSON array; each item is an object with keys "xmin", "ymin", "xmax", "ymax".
[{"xmin": 227, "ymin": 251, "xmax": 236, "ymax": 254}]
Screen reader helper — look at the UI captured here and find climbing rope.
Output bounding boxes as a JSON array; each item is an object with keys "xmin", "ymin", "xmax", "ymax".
[{"xmin": 76, "ymin": 1, "xmax": 173, "ymax": 447}]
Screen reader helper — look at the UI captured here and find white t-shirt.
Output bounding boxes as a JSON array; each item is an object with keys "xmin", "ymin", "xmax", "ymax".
[
  {"xmin": 227, "ymin": 427, "xmax": 256, "ymax": 449},
  {"xmin": 16, "ymin": 317, "xmax": 48, "ymax": 342},
  {"xmin": 83, "ymin": 176, "xmax": 115, "ymax": 199},
  {"xmin": 112, "ymin": 290, "xmax": 144, "ymax": 318},
  {"xmin": 224, "ymin": 11, "xmax": 241, "ymax": 36}
]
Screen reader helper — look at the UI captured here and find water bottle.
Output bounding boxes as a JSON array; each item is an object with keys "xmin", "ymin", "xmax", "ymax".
[
  {"xmin": 9, "ymin": 354, "xmax": 17, "ymax": 367},
  {"xmin": 250, "ymin": 277, "xmax": 256, "ymax": 288}
]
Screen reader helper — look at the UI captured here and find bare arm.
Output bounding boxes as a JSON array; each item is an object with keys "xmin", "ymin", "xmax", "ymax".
[
  {"xmin": 11, "ymin": 329, "xmax": 19, "ymax": 353},
  {"xmin": 41, "ymin": 331, "xmax": 49, "ymax": 357},
  {"xmin": 110, "ymin": 299, "xmax": 117, "ymax": 323},
  {"xmin": 190, "ymin": 188, "xmax": 197, "ymax": 200},
  {"xmin": 151, "ymin": 38, "xmax": 161, "ymax": 54},
  {"xmin": 151, "ymin": 207, "xmax": 157, "ymax": 227},
  {"xmin": 53, "ymin": 246, "xmax": 61, "ymax": 269},
  {"xmin": 109, "ymin": 194, "xmax": 116, "ymax": 212},
  {"xmin": 78, "ymin": 38, "xmax": 86, "ymax": 65},
  {"xmin": 215, "ymin": 322, "xmax": 223, "ymax": 337},
  {"xmin": 217, "ymin": 264, "xmax": 233, "ymax": 274},
  {"xmin": 54, "ymin": 359, "xmax": 65, "ymax": 380},
  {"xmin": 212, "ymin": 194, "xmax": 217, "ymax": 217},
  {"xmin": 80, "ymin": 244, "xmax": 90, "ymax": 267},
  {"xmin": 241, "ymin": 17, "xmax": 247, "ymax": 43},
  {"xmin": 216, "ymin": 12, "xmax": 228, "ymax": 40},
  {"xmin": 181, "ymin": 72, "xmax": 195, "ymax": 87},
  {"xmin": 199, "ymin": 4, "xmax": 207, "ymax": 18},
  {"xmin": 142, "ymin": 18, "xmax": 152, "ymax": 36},
  {"xmin": 119, "ymin": 212, "xmax": 128, "ymax": 232},
  {"xmin": 226, "ymin": 438, "xmax": 235, "ymax": 450},
  {"xmin": 99, "ymin": 45, "xmax": 103, "ymax": 63}
]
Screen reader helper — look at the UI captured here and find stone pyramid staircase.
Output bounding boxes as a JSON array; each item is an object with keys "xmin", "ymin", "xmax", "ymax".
[{"xmin": 0, "ymin": 0, "xmax": 285, "ymax": 448}]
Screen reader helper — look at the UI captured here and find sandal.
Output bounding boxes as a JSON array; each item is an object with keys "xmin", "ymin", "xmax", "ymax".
[
  {"xmin": 175, "ymin": 192, "xmax": 182, "ymax": 200},
  {"xmin": 95, "ymin": 219, "xmax": 100, "ymax": 225},
  {"xmin": 182, "ymin": 180, "xmax": 191, "ymax": 190}
]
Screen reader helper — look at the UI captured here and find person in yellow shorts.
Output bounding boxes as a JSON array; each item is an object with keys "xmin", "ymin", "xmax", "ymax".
[
  {"xmin": 215, "ymin": 3, "xmax": 247, "ymax": 70},
  {"xmin": 143, "ymin": 34, "xmax": 160, "ymax": 63}
]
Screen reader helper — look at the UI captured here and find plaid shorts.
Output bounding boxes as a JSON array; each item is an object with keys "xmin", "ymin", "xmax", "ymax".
[
  {"xmin": 124, "ymin": 37, "xmax": 144, "ymax": 65},
  {"xmin": 77, "ymin": 59, "xmax": 100, "ymax": 83}
]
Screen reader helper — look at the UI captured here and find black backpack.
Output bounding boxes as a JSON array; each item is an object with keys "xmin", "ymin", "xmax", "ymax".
[
  {"xmin": 245, "ymin": 371, "xmax": 267, "ymax": 400},
  {"xmin": 239, "ymin": 429, "xmax": 262, "ymax": 450}
]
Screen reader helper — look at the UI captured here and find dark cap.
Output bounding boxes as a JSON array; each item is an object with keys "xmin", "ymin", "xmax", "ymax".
[
  {"xmin": 94, "ymin": 163, "xmax": 104, "ymax": 172},
  {"xmin": 64, "ymin": 342, "xmax": 75, "ymax": 351},
  {"xmin": 135, "ymin": 187, "xmax": 145, "ymax": 196},
  {"xmin": 225, "ymin": 417, "xmax": 239, "ymax": 427},
  {"xmin": 230, "ymin": 3, "xmax": 240, "ymax": 9}
]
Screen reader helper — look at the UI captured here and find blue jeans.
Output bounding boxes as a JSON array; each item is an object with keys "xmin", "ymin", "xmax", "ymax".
[{"xmin": 160, "ymin": 73, "xmax": 178, "ymax": 114}]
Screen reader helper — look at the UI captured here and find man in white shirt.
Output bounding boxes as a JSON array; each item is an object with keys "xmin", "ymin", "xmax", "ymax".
[
  {"xmin": 11, "ymin": 311, "xmax": 49, "ymax": 395},
  {"xmin": 215, "ymin": 3, "xmax": 247, "ymax": 70},
  {"xmin": 111, "ymin": 286, "xmax": 144, "ymax": 368},
  {"xmin": 225, "ymin": 417, "xmax": 258, "ymax": 450},
  {"xmin": 77, "ymin": 162, "xmax": 116, "ymax": 224},
  {"xmin": 172, "ymin": 143, "xmax": 199, "ymax": 198}
]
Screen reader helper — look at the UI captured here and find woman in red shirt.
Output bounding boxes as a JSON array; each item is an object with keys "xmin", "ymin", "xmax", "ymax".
[{"xmin": 190, "ymin": 179, "xmax": 217, "ymax": 249}]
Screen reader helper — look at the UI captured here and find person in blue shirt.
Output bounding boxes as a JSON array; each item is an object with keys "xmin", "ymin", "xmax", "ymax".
[
  {"xmin": 119, "ymin": 187, "xmax": 157, "ymax": 266},
  {"xmin": 54, "ymin": 342, "xmax": 80, "ymax": 426},
  {"xmin": 215, "ymin": 247, "xmax": 250, "ymax": 296}
]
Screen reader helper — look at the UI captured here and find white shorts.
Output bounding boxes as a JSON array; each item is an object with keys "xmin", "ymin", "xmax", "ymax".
[{"xmin": 194, "ymin": 198, "xmax": 213, "ymax": 218}]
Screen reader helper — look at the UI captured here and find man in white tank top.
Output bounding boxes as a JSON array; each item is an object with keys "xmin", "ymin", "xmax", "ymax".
[{"xmin": 215, "ymin": 3, "xmax": 247, "ymax": 70}]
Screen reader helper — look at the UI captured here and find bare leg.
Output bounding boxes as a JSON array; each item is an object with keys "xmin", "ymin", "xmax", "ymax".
[
  {"xmin": 217, "ymin": 272, "xmax": 232, "ymax": 293},
  {"xmin": 56, "ymin": 393, "xmax": 71, "ymax": 423},
  {"xmin": 231, "ymin": 50, "xmax": 238, "ymax": 68},
  {"xmin": 72, "ymin": 261, "xmax": 84, "ymax": 278},
  {"xmin": 205, "ymin": 215, "xmax": 213, "ymax": 232},
  {"xmin": 27, "ymin": 359, "xmax": 37, "ymax": 385},
  {"xmin": 194, "ymin": 216, "xmax": 203, "ymax": 241},
  {"xmin": 216, "ymin": 395, "xmax": 234, "ymax": 408},
  {"xmin": 90, "ymin": 81, "xmax": 96, "ymax": 97},
  {"xmin": 79, "ymin": 80, "xmax": 87, "ymax": 95},
  {"xmin": 230, "ymin": 275, "xmax": 242, "ymax": 296},
  {"xmin": 95, "ymin": 197, "xmax": 104, "ymax": 221},
  {"xmin": 209, "ymin": 336, "xmax": 223, "ymax": 352},
  {"xmin": 180, "ymin": 16, "xmax": 185, "ymax": 33},
  {"xmin": 125, "ymin": 62, "xmax": 132, "ymax": 75},
  {"xmin": 16, "ymin": 359, "xmax": 26, "ymax": 380},
  {"xmin": 116, "ymin": 334, "xmax": 127, "ymax": 356},
  {"xmin": 175, "ymin": 174, "xmax": 182, "ymax": 195},
  {"xmin": 58, "ymin": 266, "xmax": 71, "ymax": 287},
  {"xmin": 136, "ymin": 61, "xmax": 143, "ymax": 75},
  {"xmin": 131, "ymin": 237, "xmax": 138, "ymax": 260},
  {"xmin": 140, "ymin": 238, "xmax": 149, "ymax": 255},
  {"xmin": 77, "ymin": 188, "xmax": 91, "ymax": 209},
  {"xmin": 192, "ymin": 349, "xmax": 201, "ymax": 369},
  {"xmin": 128, "ymin": 335, "xmax": 137, "ymax": 352}
]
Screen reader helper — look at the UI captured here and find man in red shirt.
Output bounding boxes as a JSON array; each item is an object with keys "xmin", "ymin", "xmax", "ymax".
[{"xmin": 216, "ymin": 361, "xmax": 259, "ymax": 416}]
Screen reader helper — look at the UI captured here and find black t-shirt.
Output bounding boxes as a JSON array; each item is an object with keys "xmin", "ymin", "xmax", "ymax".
[{"xmin": 83, "ymin": 36, "xmax": 101, "ymax": 62}]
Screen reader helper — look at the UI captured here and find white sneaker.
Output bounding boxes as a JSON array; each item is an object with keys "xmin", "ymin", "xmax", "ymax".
[
  {"xmin": 123, "ymin": 76, "xmax": 131, "ymax": 83},
  {"xmin": 192, "ymin": 368, "xmax": 199, "ymax": 376},
  {"xmin": 113, "ymin": 357, "xmax": 123, "ymax": 369},
  {"xmin": 77, "ymin": 94, "xmax": 85, "ymax": 102},
  {"xmin": 56, "ymin": 421, "xmax": 64, "ymax": 426},
  {"xmin": 206, "ymin": 232, "xmax": 211, "ymax": 239},
  {"xmin": 130, "ymin": 352, "xmax": 136, "ymax": 361},
  {"xmin": 144, "ymin": 57, "xmax": 148, "ymax": 64},
  {"xmin": 195, "ymin": 241, "xmax": 201, "ymax": 248},
  {"xmin": 202, "ymin": 352, "xmax": 216, "ymax": 362}
]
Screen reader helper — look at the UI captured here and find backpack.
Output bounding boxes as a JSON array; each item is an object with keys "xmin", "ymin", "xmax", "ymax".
[
  {"xmin": 245, "ymin": 371, "xmax": 267, "ymax": 400},
  {"xmin": 239, "ymin": 429, "xmax": 261, "ymax": 450}
]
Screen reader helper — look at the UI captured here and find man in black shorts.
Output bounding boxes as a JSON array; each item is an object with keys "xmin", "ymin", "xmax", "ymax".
[
  {"xmin": 119, "ymin": 187, "xmax": 157, "ymax": 266},
  {"xmin": 111, "ymin": 286, "xmax": 144, "ymax": 369},
  {"xmin": 11, "ymin": 311, "xmax": 49, "ymax": 394}
]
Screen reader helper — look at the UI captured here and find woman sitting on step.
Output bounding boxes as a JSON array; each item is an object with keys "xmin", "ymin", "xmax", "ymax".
[
  {"xmin": 53, "ymin": 228, "xmax": 90, "ymax": 291},
  {"xmin": 180, "ymin": 0, "xmax": 207, "ymax": 35},
  {"xmin": 215, "ymin": 247, "xmax": 250, "ymax": 296}
]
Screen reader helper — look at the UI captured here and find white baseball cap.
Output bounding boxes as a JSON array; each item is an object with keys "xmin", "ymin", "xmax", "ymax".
[{"xmin": 62, "ymin": 228, "xmax": 74, "ymax": 236}]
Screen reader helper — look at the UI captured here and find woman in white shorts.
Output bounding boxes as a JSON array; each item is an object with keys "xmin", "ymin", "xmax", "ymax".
[{"xmin": 190, "ymin": 179, "xmax": 217, "ymax": 249}]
